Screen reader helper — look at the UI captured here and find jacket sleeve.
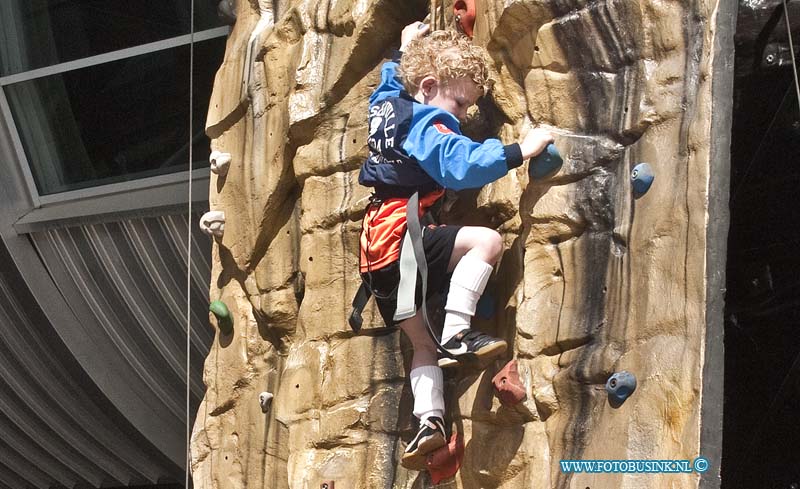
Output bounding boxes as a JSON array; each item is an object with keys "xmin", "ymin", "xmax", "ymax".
[
  {"xmin": 369, "ymin": 51, "xmax": 406, "ymax": 105},
  {"xmin": 401, "ymin": 111, "xmax": 523, "ymax": 191}
]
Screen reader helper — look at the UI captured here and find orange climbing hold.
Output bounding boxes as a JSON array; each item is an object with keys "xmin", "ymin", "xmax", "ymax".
[
  {"xmin": 426, "ymin": 433, "xmax": 465, "ymax": 484},
  {"xmin": 492, "ymin": 360, "xmax": 527, "ymax": 405},
  {"xmin": 453, "ymin": 0, "xmax": 476, "ymax": 37}
]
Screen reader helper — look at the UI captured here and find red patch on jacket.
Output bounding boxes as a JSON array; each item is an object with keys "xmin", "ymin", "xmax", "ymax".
[{"xmin": 433, "ymin": 122, "xmax": 454, "ymax": 134}]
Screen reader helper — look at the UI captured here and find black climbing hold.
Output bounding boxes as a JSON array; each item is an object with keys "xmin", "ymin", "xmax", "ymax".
[
  {"xmin": 217, "ymin": 0, "xmax": 237, "ymax": 25},
  {"xmin": 529, "ymin": 143, "xmax": 563, "ymax": 180},
  {"xmin": 210, "ymin": 300, "xmax": 234, "ymax": 334},
  {"xmin": 631, "ymin": 163, "xmax": 654, "ymax": 198},
  {"xmin": 606, "ymin": 371, "xmax": 637, "ymax": 405}
]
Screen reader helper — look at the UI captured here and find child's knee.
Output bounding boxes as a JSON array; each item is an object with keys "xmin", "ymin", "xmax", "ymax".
[
  {"xmin": 453, "ymin": 226, "xmax": 504, "ymax": 267},
  {"xmin": 484, "ymin": 229, "xmax": 503, "ymax": 262}
]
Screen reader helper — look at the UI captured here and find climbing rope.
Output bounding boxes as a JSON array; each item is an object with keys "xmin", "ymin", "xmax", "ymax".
[
  {"xmin": 784, "ymin": 0, "xmax": 800, "ymax": 115},
  {"xmin": 731, "ymin": 0, "xmax": 800, "ymax": 205},
  {"xmin": 732, "ymin": 3, "xmax": 800, "ymax": 481},
  {"xmin": 730, "ymin": 84, "xmax": 792, "ymax": 204},
  {"xmin": 185, "ymin": 0, "xmax": 196, "ymax": 486}
]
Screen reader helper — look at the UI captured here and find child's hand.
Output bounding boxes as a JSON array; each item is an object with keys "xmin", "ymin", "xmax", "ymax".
[
  {"xmin": 519, "ymin": 128, "xmax": 555, "ymax": 159},
  {"xmin": 400, "ymin": 22, "xmax": 430, "ymax": 51}
]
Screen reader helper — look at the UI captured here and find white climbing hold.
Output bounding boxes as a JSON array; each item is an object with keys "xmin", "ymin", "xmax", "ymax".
[
  {"xmin": 200, "ymin": 211, "xmax": 226, "ymax": 238},
  {"xmin": 259, "ymin": 392, "xmax": 274, "ymax": 413},
  {"xmin": 209, "ymin": 151, "xmax": 232, "ymax": 176}
]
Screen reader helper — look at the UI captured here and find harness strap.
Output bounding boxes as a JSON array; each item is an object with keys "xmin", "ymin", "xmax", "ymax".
[
  {"xmin": 403, "ymin": 191, "xmax": 457, "ymax": 361},
  {"xmin": 348, "ymin": 281, "xmax": 371, "ymax": 333},
  {"xmin": 349, "ymin": 192, "xmax": 459, "ymax": 363},
  {"xmin": 393, "ymin": 230, "xmax": 420, "ymax": 321}
]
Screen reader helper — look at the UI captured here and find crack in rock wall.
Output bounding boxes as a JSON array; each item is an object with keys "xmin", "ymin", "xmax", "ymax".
[{"xmin": 192, "ymin": 0, "xmax": 724, "ymax": 487}]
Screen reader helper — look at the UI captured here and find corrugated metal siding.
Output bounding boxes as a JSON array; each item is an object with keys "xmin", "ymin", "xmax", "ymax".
[
  {"xmin": 32, "ymin": 214, "xmax": 212, "ymax": 410},
  {"xmin": 0, "ymin": 212, "xmax": 213, "ymax": 488}
]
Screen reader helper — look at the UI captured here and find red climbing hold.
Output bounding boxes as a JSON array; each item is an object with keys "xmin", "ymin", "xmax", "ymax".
[
  {"xmin": 453, "ymin": 0, "xmax": 476, "ymax": 38},
  {"xmin": 492, "ymin": 360, "xmax": 527, "ymax": 406},
  {"xmin": 426, "ymin": 433, "xmax": 465, "ymax": 484}
]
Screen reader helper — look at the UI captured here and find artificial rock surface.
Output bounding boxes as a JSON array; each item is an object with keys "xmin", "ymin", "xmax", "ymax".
[{"xmin": 192, "ymin": 0, "xmax": 727, "ymax": 487}]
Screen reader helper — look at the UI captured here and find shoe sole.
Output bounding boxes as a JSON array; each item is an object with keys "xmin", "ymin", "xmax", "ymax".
[
  {"xmin": 400, "ymin": 432, "xmax": 446, "ymax": 470},
  {"xmin": 438, "ymin": 340, "xmax": 508, "ymax": 369}
]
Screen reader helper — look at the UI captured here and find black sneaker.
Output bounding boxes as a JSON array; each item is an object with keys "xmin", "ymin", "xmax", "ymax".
[
  {"xmin": 400, "ymin": 416, "xmax": 446, "ymax": 470},
  {"xmin": 438, "ymin": 329, "xmax": 507, "ymax": 369}
]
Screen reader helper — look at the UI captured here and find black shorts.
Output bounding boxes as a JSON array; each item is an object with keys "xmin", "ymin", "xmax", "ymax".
[{"xmin": 361, "ymin": 224, "xmax": 461, "ymax": 327}]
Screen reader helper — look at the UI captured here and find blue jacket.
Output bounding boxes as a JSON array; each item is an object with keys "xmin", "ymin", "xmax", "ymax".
[{"xmin": 358, "ymin": 52, "xmax": 523, "ymax": 194}]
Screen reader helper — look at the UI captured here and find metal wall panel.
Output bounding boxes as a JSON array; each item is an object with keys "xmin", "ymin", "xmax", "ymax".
[{"xmin": 0, "ymin": 211, "xmax": 213, "ymax": 487}]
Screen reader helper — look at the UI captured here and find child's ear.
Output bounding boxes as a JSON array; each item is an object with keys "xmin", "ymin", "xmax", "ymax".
[{"xmin": 419, "ymin": 76, "xmax": 438, "ymax": 97}]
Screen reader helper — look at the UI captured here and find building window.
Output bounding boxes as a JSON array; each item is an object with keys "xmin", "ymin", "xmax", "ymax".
[{"xmin": 0, "ymin": 0, "xmax": 228, "ymax": 199}]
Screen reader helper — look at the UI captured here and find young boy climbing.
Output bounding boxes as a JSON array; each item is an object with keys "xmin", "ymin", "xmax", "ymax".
[{"xmin": 358, "ymin": 22, "xmax": 554, "ymax": 468}]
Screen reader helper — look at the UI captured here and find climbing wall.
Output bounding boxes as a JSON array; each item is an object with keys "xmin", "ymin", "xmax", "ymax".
[{"xmin": 192, "ymin": 0, "xmax": 729, "ymax": 487}]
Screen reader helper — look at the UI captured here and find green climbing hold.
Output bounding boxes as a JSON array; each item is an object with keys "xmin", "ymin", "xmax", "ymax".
[{"xmin": 209, "ymin": 300, "xmax": 233, "ymax": 334}]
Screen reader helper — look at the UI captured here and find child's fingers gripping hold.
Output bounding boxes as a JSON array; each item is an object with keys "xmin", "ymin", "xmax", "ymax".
[
  {"xmin": 519, "ymin": 127, "xmax": 555, "ymax": 160},
  {"xmin": 401, "ymin": 22, "xmax": 430, "ymax": 50}
]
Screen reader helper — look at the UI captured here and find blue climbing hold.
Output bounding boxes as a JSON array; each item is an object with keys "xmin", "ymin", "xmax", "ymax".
[
  {"xmin": 606, "ymin": 371, "xmax": 637, "ymax": 404},
  {"xmin": 529, "ymin": 143, "xmax": 563, "ymax": 180},
  {"xmin": 476, "ymin": 292, "xmax": 496, "ymax": 320},
  {"xmin": 631, "ymin": 163, "xmax": 654, "ymax": 198}
]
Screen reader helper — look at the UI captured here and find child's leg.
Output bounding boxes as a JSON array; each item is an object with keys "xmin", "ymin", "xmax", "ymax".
[
  {"xmin": 399, "ymin": 312, "xmax": 444, "ymax": 422},
  {"xmin": 441, "ymin": 226, "xmax": 503, "ymax": 346},
  {"xmin": 399, "ymin": 312, "xmax": 446, "ymax": 464},
  {"xmin": 447, "ymin": 226, "xmax": 504, "ymax": 272}
]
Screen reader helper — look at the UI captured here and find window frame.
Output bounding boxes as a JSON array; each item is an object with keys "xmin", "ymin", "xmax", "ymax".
[{"xmin": 0, "ymin": 25, "xmax": 229, "ymax": 230}]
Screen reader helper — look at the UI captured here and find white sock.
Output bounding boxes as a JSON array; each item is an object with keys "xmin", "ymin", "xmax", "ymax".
[
  {"xmin": 442, "ymin": 311, "xmax": 471, "ymax": 345},
  {"xmin": 441, "ymin": 254, "xmax": 493, "ymax": 345},
  {"xmin": 409, "ymin": 365, "xmax": 444, "ymax": 422}
]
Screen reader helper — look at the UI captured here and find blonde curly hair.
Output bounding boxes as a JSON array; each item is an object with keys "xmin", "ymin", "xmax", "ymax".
[{"xmin": 399, "ymin": 30, "xmax": 492, "ymax": 96}]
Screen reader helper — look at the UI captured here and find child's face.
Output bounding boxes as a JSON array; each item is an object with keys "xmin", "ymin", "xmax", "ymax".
[{"xmin": 421, "ymin": 77, "xmax": 482, "ymax": 122}]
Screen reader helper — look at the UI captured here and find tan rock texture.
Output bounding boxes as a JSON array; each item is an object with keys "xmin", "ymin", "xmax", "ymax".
[{"xmin": 192, "ymin": 0, "xmax": 728, "ymax": 487}]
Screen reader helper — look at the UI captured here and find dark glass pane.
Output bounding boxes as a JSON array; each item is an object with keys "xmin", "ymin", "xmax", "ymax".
[
  {"xmin": 0, "ymin": 0, "xmax": 224, "ymax": 76},
  {"xmin": 4, "ymin": 37, "xmax": 225, "ymax": 195}
]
